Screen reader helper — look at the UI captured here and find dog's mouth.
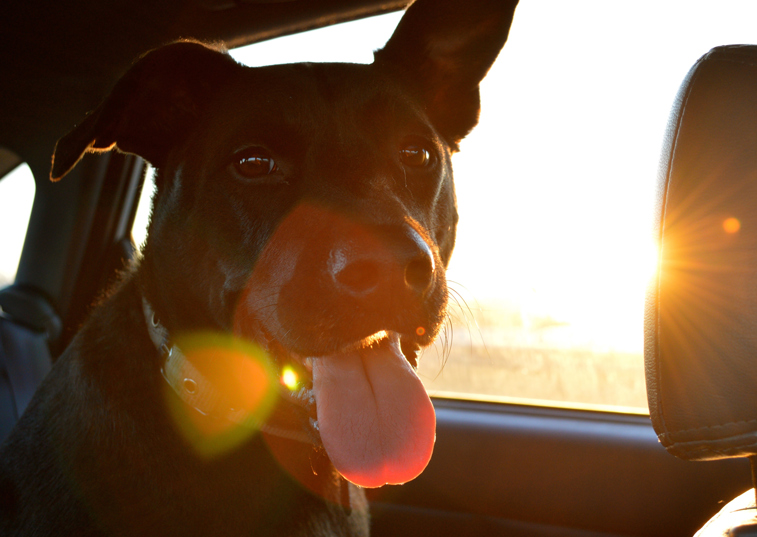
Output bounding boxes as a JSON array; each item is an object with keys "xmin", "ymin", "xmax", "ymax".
[
  {"xmin": 146, "ymin": 296, "xmax": 435, "ymax": 487},
  {"xmin": 264, "ymin": 330, "xmax": 436, "ymax": 489}
]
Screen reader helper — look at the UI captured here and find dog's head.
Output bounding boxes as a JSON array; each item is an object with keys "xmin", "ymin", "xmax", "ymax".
[{"xmin": 51, "ymin": 0, "xmax": 517, "ymax": 488}]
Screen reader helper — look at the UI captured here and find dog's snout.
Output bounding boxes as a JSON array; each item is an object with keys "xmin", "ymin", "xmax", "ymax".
[{"xmin": 328, "ymin": 226, "xmax": 436, "ymax": 299}]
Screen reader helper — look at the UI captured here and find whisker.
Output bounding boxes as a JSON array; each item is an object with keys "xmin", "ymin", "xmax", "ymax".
[{"xmin": 447, "ymin": 281, "xmax": 492, "ymax": 361}]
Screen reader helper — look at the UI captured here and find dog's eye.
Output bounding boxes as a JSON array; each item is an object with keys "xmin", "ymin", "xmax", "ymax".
[
  {"xmin": 399, "ymin": 145, "xmax": 431, "ymax": 167},
  {"xmin": 233, "ymin": 149, "xmax": 277, "ymax": 179}
]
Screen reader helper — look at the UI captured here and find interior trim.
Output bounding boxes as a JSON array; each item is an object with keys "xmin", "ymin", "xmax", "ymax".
[{"xmin": 368, "ymin": 398, "xmax": 753, "ymax": 537}]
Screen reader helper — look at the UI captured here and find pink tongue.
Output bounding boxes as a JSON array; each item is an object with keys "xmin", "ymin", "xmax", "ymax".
[{"xmin": 312, "ymin": 334, "xmax": 436, "ymax": 488}]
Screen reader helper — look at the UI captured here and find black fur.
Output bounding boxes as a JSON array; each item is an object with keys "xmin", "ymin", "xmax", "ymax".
[{"xmin": 0, "ymin": 0, "xmax": 517, "ymax": 534}]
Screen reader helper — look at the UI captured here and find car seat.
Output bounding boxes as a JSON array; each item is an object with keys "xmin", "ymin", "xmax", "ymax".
[
  {"xmin": 646, "ymin": 45, "xmax": 757, "ymax": 536},
  {"xmin": 0, "ymin": 285, "xmax": 58, "ymax": 440}
]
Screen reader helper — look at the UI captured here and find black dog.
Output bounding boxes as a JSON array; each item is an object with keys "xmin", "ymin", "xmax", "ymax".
[{"xmin": 0, "ymin": 0, "xmax": 516, "ymax": 534}]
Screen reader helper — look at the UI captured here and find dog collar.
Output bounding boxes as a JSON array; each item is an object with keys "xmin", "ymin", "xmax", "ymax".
[{"xmin": 142, "ymin": 298, "xmax": 321, "ymax": 445}]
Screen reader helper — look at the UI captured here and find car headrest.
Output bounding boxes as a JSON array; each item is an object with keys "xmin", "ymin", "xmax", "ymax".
[{"xmin": 646, "ymin": 45, "xmax": 757, "ymax": 461}]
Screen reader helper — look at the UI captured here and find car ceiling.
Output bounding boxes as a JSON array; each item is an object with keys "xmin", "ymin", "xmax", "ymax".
[{"xmin": 0, "ymin": 0, "xmax": 407, "ymax": 179}]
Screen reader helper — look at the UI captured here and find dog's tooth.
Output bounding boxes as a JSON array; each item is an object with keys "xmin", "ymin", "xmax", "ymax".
[
  {"xmin": 303, "ymin": 357, "xmax": 313, "ymax": 371},
  {"xmin": 386, "ymin": 330, "xmax": 401, "ymax": 344}
]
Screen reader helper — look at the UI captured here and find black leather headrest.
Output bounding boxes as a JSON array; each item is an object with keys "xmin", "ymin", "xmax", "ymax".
[{"xmin": 646, "ymin": 45, "xmax": 757, "ymax": 461}]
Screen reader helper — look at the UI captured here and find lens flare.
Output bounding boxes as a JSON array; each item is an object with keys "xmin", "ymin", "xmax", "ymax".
[
  {"xmin": 723, "ymin": 217, "xmax": 741, "ymax": 234},
  {"xmin": 163, "ymin": 332, "xmax": 277, "ymax": 458},
  {"xmin": 416, "ymin": 326, "xmax": 426, "ymax": 336},
  {"xmin": 281, "ymin": 366, "xmax": 298, "ymax": 390}
]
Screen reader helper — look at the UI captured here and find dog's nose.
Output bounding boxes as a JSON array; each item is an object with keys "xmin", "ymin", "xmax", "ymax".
[
  {"xmin": 329, "ymin": 227, "xmax": 435, "ymax": 298},
  {"xmin": 403, "ymin": 231, "xmax": 435, "ymax": 295},
  {"xmin": 332, "ymin": 256, "xmax": 382, "ymax": 296}
]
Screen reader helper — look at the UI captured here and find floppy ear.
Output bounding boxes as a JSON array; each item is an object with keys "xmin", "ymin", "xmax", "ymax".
[
  {"xmin": 375, "ymin": 0, "xmax": 518, "ymax": 146},
  {"xmin": 51, "ymin": 41, "xmax": 239, "ymax": 181}
]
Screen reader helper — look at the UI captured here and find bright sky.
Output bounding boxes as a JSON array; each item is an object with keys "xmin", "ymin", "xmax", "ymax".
[
  {"xmin": 0, "ymin": 165, "xmax": 34, "ymax": 285},
  {"xmin": 4, "ymin": 0, "xmax": 757, "ymax": 353}
]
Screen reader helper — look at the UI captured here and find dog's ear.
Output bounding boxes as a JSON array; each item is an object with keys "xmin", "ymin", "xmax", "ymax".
[
  {"xmin": 51, "ymin": 41, "xmax": 238, "ymax": 181},
  {"xmin": 375, "ymin": 0, "xmax": 518, "ymax": 146}
]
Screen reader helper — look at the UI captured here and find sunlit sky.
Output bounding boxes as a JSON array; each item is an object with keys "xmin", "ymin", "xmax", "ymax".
[{"xmin": 4, "ymin": 0, "xmax": 757, "ymax": 354}]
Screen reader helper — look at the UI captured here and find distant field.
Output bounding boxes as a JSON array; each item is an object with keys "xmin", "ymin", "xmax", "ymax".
[
  {"xmin": 418, "ymin": 343, "xmax": 648, "ymax": 410},
  {"xmin": 417, "ymin": 302, "xmax": 649, "ymax": 412}
]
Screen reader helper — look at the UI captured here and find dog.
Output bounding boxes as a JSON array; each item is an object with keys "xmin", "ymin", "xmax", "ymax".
[{"xmin": 0, "ymin": 0, "xmax": 516, "ymax": 534}]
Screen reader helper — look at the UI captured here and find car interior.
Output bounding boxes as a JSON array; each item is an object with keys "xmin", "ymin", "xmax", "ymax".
[{"xmin": 1, "ymin": 0, "xmax": 757, "ymax": 535}]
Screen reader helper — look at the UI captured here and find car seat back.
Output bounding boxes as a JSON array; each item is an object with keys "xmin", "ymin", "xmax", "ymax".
[
  {"xmin": 646, "ymin": 44, "xmax": 757, "ymax": 535},
  {"xmin": 0, "ymin": 285, "xmax": 57, "ymax": 441}
]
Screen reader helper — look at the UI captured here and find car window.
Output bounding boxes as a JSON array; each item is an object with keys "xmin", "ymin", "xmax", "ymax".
[
  {"xmin": 129, "ymin": 1, "xmax": 757, "ymax": 413},
  {"xmin": 0, "ymin": 162, "xmax": 36, "ymax": 288},
  {"xmin": 131, "ymin": 166, "xmax": 155, "ymax": 254}
]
